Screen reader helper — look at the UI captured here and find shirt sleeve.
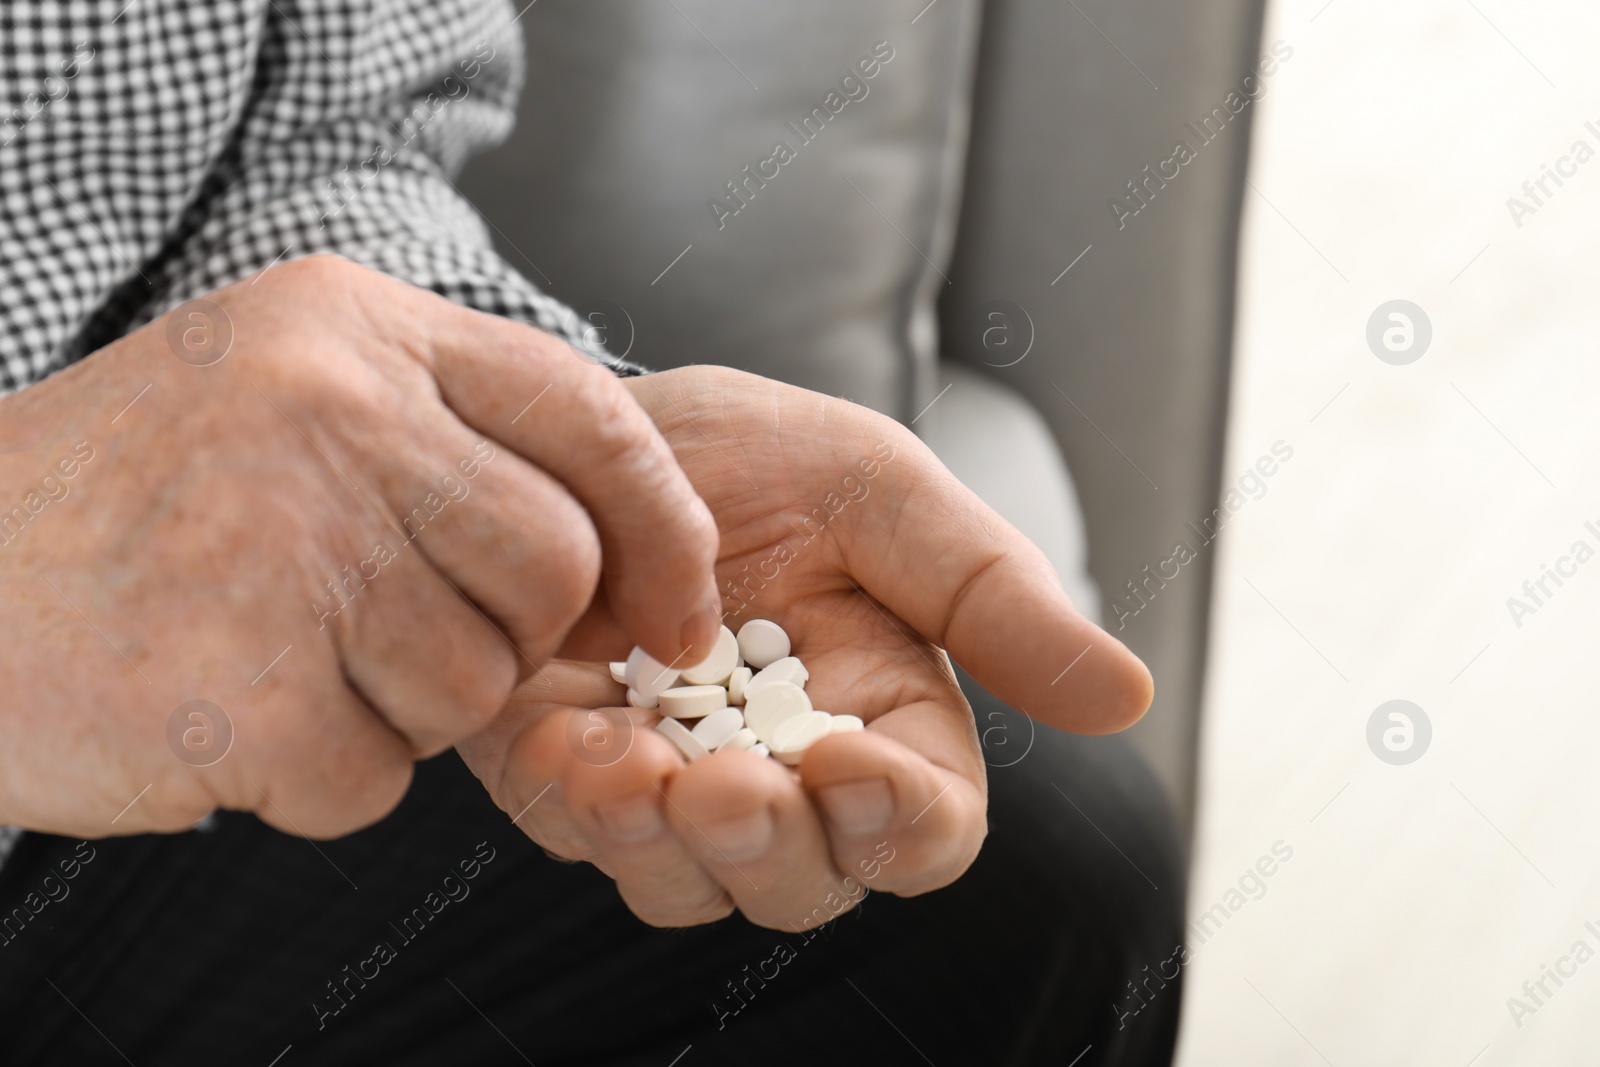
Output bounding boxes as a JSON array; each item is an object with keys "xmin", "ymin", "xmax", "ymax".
[{"xmin": 104, "ymin": 0, "xmax": 637, "ymax": 373}]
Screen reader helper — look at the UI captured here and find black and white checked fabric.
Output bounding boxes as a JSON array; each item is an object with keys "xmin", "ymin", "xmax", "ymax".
[
  {"xmin": 0, "ymin": 0, "xmax": 626, "ymax": 394},
  {"xmin": 0, "ymin": 0, "xmax": 634, "ymax": 865}
]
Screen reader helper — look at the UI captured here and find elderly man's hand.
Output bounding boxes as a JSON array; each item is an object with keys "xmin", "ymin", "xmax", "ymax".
[
  {"xmin": 459, "ymin": 366, "xmax": 1153, "ymax": 930},
  {"xmin": 0, "ymin": 256, "xmax": 721, "ymax": 838}
]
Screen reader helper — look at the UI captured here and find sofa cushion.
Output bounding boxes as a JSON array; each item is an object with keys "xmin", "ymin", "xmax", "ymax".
[
  {"xmin": 458, "ymin": 0, "xmax": 982, "ymax": 420},
  {"xmin": 919, "ymin": 360, "xmax": 1100, "ymax": 618}
]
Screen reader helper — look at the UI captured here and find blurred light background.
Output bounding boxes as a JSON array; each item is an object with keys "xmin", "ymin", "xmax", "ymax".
[{"xmin": 1180, "ymin": 0, "xmax": 1600, "ymax": 1062}]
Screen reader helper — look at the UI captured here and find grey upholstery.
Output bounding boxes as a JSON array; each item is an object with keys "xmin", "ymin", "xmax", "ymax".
[
  {"xmin": 918, "ymin": 360, "xmax": 1099, "ymax": 620},
  {"xmin": 459, "ymin": 0, "xmax": 981, "ymax": 418},
  {"xmin": 937, "ymin": 0, "xmax": 1267, "ymax": 822},
  {"xmin": 459, "ymin": 0, "xmax": 1267, "ymax": 828}
]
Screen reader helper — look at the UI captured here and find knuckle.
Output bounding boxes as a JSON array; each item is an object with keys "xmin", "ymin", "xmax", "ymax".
[
  {"xmin": 578, "ymin": 370, "xmax": 658, "ymax": 469},
  {"xmin": 278, "ymin": 252, "xmax": 357, "ymax": 288},
  {"xmin": 440, "ymin": 643, "xmax": 518, "ymax": 737},
  {"xmin": 625, "ymin": 886, "xmax": 736, "ymax": 929},
  {"xmin": 539, "ymin": 516, "xmax": 603, "ymax": 621},
  {"xmin": 252, "ymin": 717, "xmax": 413, "ymax": 837},
  {"xmin": 325, "ymin": 755, "xmax": 414, "ymax": 834}
]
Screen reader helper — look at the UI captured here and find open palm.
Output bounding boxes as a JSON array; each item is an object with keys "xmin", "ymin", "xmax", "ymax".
[{"xmin": 459, "ymin": 365, "xmax": 1152, "ymax": 930}]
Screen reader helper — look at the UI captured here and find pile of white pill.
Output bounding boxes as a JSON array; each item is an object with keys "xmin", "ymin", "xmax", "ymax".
[{"xmin": 609, "ymin": 619, "xmax": 862, "ymax": 766}]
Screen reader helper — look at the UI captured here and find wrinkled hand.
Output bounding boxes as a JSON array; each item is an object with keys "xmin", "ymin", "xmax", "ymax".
[
  {"xmin": 460, "ymin": 365, "xmax": 1152, "ymax": 930},
  {"xmin": 0, "ymin": 256, "xmax": 721, "ymax": 838}
]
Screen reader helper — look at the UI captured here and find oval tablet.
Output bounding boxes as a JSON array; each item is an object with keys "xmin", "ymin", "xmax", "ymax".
[
  {"xmin": 657, "ymin": 685, "xmax": 728, "ymax": 719},
  {"xmin": 727, "ymin": 666, "xmax": 753, "ymax": 705},
  {"xmin": 691, "ymin": 706, "xmax": 745, "ymax": 750},
  {"xmin": 744, "ymin": 681, "xmax": 812, "ymax": 743},
  {"xmin": 717, "ymin": 727, "xmax": 759, "ymax": 752},
  {"xmin": 736, "ymin": 620, "xmax": 790, "ymax": 669},
  {"xmin": 680, "ymin": 625, "xmax": 741, "ymax": 686},
  {"xmin": 656, "ymin": 717, "xmax": 709, "ymax": 762},
  {"xmin": 769, "ymin": 711, "xmax": 833, "ymax": 765},
  {"xmin": 744, "ymin": 656, "xmax": 808, "ymax": 698}
]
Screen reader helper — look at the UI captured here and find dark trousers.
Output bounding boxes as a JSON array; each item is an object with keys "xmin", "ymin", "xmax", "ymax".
[{"xmin": 0, "ymin": 677, "xmax": 1186, "ymax": 1065}]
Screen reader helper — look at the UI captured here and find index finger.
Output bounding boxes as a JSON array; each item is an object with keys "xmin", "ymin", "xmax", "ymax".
[
  {"xmin": 846, "ymin": 427, "xmax": 1153, "ymax": 735},
  {"xmin": 415, "ymin": 302, "xmax": 723, "ymax": 667}
]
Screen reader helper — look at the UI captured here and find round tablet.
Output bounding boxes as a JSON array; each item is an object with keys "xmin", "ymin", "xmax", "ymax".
[
  {"xmin": 609, "ymin": 662, "xmax": 628, "ymax": 685},
  {"xmin": 626, "ymin": 687, "xmax": 658, "ymax": 709},
  {"xmin": 656, "ymin": 717, "xmax": 708, "ymax": 762},
  {"xmin": 828, "ymin": 714, "xmax": 864, "ymax": 733},
  {"xmin": 743, "ymin": 681, "xmax": 812, "ymax": 743},
  {"xmin": 737, "ymin": 620, "xmax": 790, "ymax": 669},
  {"xmin": 691, "ymin": 707, "xmax": 745, "ymax": 750},
  {"xmin": 769, "ymin": 711, "xmax": 834, "ymax": 765},
  {"xmin": 658, "ymin": 685, "xmax": 729, "ymax": 719},
  {"xmin": 680, "ymin": 625, "xmax": 741, "ymax": 686},
  {"xmin": 750, "ymin": 743, "xmax": 770, "ymax": 759},
  {"xmin": 727, "ymin": 666, "xmax": 753, "ymax": 705}
]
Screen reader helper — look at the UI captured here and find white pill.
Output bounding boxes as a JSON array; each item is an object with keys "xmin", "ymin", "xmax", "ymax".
[
  {"xmin": 726, "ymin": 666, "xmax": 752, "ymax": 705},
  {"xmin": 750, "ymin": 743, "xmax": 770, "ymax": 759},
  {"xmin": 744, "ymin": 656, "xmax": 809, "ymax": 697},
  {"xmin": 769, "ymin": 711, "xmax": 834, "ymax": 765},
  {"xmin": 828, "ymin": 714, "xmax": 865, "ymax": 733},
  {"xmin": 625, "ymin": 646, "xmax": 681, "ymax": 697},
  {"xmin": 609, "ymin": 661, "xmax": 628, "ymax": 684},
  {"xmin": 691, "ymin": 707, "xmax": 745, "ymax": 750},
  {"xmin": 743, "ymin": 681, "xmax": 813, "ymax": 744},
  {"xmin": 737, "ymin": 620, "xmax": 791, "ymax": 669},
  {"xmin": 657, "ymin": 685, "xmax": 728, "ymax": 719},
  {"xmin": 717, "ymin": 727, "xmax": 759, "ymax": 753},
  {"xmin": 679, "ymin": 625, "xmax": 741, "ymax": 686},
  {"xmin": 656, "ymin": 717, "xmax": 709, "ymax": 762},
  {"xmin": 626, "ymin": 687, "xmax": 658, "ymax": 709}
]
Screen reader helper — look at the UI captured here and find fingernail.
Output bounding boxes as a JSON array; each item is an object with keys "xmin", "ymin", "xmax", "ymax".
[
  {"xmin": 700, "ymin": 807, "xmax": 775, "ymax": 862},
  {"xmin": 817, "ymin": 780, "xmax": 894, "ymax": 836},
  {"xmin": 594, "ymin": 792, "xmax": 664, "ymax": 843}
]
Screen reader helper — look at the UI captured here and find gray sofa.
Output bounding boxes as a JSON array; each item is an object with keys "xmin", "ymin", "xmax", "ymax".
[{"xmin": 459, "ymin": 0, "xmax": 1268, "ymax": 828}]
